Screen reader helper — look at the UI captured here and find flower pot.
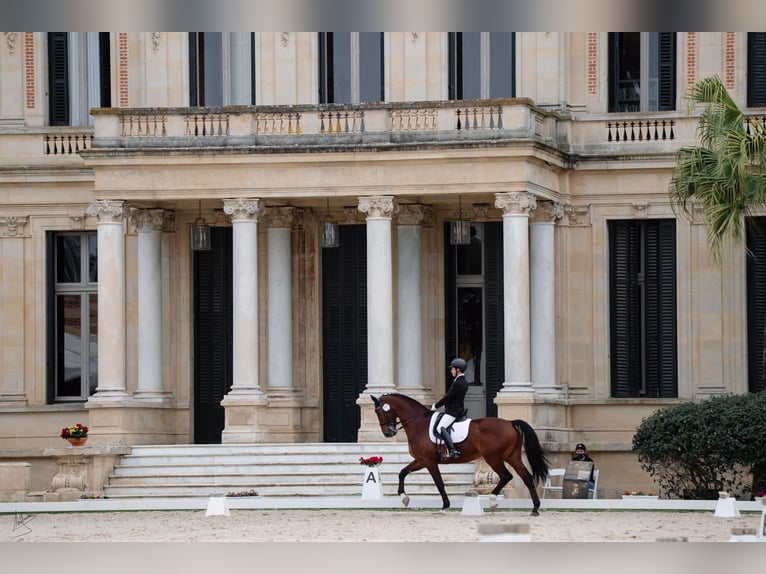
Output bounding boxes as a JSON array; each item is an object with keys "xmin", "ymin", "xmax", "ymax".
[{"xmin": 67, "ymin": 437, "xmax": 88, "ymax": 447}]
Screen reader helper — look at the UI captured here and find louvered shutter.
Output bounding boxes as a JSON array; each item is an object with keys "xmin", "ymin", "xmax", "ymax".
[
  {"xmin": 644, "ymin": 220, "xmax": 678, "ymax": 397},
  {"xmin": 98, "ymin": 32, "xmax": 111, "ymax": 108},
  {"xmin": 747, "ymin": 217, "xmax": 766, "ymax": 392},
  {"xmin": 484, "ymin": 222, "xmax": 504, "ymax": 417},
  {"xmin": 189, "ymin": 33, "xmax": 199, "ymax": 106},
  {"xmin": 607, "ymin": 32, "xmax": 620, "ymax": 113},
  {"xmin": 322, "ymin": 225, "xmax": 367, "ymax": 442},
  {"xmin": 610, "ymin": 221, "xmax": 641, "ymax": 397},
  {"xmin": 658, "ymin": 32, "xmax": 677, "ymax": 111},
  {"xmin": 748, "ymin": 33, "xmax": 766, "ymax": 108},
  {"xmin": 48, "ymin": 32, "xmax": 69, "ymax": 126},
  {"xmin": 193, "ymin": 227, "xmax": 233, "ymax": 444}
]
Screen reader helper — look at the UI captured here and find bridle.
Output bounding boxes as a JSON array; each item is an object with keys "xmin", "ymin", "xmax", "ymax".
[{"xmin": 374, "ymin": 401, "xmax": 430, "ymax": 437}]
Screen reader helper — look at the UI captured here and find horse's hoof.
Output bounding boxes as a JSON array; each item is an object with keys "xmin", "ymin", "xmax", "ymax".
[
  {"xmin": 400, "ymin": 493, "xmax": 410, "ymax": 508},
  {"xmin": 530, "ymin": 509, "xmax": 540, "ymax": 517},
  {"xmin": 439, "ymin": 508, "xmax": 448, "ymax": 514},
  {"xmin": 488, "ymin": 494, "xmax": 498, "ymax": 511}
]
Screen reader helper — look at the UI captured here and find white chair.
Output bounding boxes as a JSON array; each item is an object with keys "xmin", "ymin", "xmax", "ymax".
[{"xmin": 541, "ymin": 468, "xmax": 565, "ymax": 499}]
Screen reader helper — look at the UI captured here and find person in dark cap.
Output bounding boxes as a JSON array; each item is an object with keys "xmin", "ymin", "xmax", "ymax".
[
  {"xmin": 572, "ymin": 443, "xmax": 595, "ymax": 487},
  {"xmin": 430, "ymin": 357, "xmax": 469, "ymax": 459}
]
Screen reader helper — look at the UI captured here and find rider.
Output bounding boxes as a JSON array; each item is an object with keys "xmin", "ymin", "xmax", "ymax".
[{"xmin": 431, "ymin": 357, "xmax": 469, "ymax": 459}]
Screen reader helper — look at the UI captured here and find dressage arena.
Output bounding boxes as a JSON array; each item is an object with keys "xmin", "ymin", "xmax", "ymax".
[{"xmin": 2, "ymin": 506, "xmax": 763, "ymax": 542}]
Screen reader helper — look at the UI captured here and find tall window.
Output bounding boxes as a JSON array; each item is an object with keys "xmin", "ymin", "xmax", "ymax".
[
  {"xmin": 608, "ymin": 32, "xmax": 676, "ymax": 113},
  {"xmin": 47, "ymin": 32, "xmax": 111, "ymax": 126},
  {"xmin": 48, "ymin": 232, "xmax": 98, "ymax": 401},
  {"xmin": 318, "ymin": 32, "xmax": 384, "ymax": 104},
  {"xmin": 189, "ymin": 32, "xmax": 255, "ymax": 106},
  {"xmin": 609, "ymin": 219, "xmax": 677, "ymax": 398},
  {"xmin": 746, "ymin": 217, "xmax": 766, "ymax": 392},
  {"xmin": 747, "ymin": 33, "xmax": 766, "ymax": 108},
  {"xmin": 448, "ymin": 32, "xmax": 515, "ymax": 100}
]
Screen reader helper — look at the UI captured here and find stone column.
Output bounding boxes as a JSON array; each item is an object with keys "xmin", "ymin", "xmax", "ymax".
[
  {"xmin": 86, "ymin": 200, "xmax": 128, "ymax": 400},
  {"xmin": 494, "ymin": 192, "xmax": 536, "ymax": 396},
  {"xmin": 0, "ymin": 217, "xmax": 28, "ymax": 404},
  {"xmin": 220, "ymin": 198, "xmax": 268, "ymax": 443},
  {"xmin": 530, "ymin": 201, "xmax": 563, "ymax": 397},
  {"xmin": 357, "ymin": 196, "xmax": 396, "ymax": 440},
  {"xmin": 132, "ymin": 208, "xmax": 171, "ymax": 401},
  {"xmin": 395, "ymin": 204, "xmax": 427, "ymax": 402},
  {"xmin": 264, "ymin": 206, "xmax": 304, "ymax": 441}
]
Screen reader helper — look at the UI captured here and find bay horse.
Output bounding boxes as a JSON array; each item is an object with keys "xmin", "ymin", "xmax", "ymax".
[{"xmin": 371, "ymin": 393, "xmax": 550, "ymax": 515}]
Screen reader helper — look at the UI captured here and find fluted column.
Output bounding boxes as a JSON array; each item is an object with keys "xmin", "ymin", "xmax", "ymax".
[
  {"xmin": 86, "ymin": 200, "xmax": 128, "ymax": 399},
  {"xmin": 132, "ymin": 208, "xmax": 172, "ymax": 401},
  {"xmin": 494, "ymin": 192, "xmax": 536, "ymax": 394},
  {"xmin": 530, "ymin": 201, "xmax": 563, "ymax": 396},
  {"xmin": 265, "ymin": 207, "xmax": 294, "ymax": 391},
  {"xmin": 358, "ymin": 196, "xmax": 396, "ymax": 396},
  {"xmin": 395, "ymin": 204, "xmax": 427, "ymax": 400}
]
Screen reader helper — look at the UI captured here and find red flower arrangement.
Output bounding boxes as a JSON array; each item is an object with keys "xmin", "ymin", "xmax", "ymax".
[
  {"xmin": 359, "ymin": 456, "xmax": 383, "ymax": 467},
  {"xmin": 60, "ymin": 423, "xmax": 88, "ymax": 440}
]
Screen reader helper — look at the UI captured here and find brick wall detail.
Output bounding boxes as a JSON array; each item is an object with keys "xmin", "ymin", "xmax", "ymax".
[{"xmin": 588, "ymin": 32, "xmax": 598, "ymax": 96}]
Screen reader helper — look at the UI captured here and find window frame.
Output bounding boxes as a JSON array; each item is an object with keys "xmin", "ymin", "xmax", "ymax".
[
  {"xmin": 318, "ymin": 32, "xmax": 385, "ymax": 104},
  {"xmin": 189, "ymin": 32, "xmax": 255, "ymax": 107},
  {"xmin": 448, "ymin": 32, "xmax": 516, "ymax": 101}
]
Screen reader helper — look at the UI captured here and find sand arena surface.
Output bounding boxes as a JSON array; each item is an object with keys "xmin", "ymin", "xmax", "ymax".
[{"xmin": 2, "ymin": 508, "xmax": 762, "ymax": 542}]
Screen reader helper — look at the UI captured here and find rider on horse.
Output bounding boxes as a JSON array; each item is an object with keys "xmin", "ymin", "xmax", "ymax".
[{"xmin": 431, "ymin": 357, "xmax": 469, "ymax": 459}]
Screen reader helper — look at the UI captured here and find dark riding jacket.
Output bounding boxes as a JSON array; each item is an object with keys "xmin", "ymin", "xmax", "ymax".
[{"xmin": 435, "ymin": 373, "xmax": 468, "ymax": 418}]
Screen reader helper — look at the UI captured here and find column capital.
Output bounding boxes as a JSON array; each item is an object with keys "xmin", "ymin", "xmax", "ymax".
[
  {"xmin": 0, "ymin": 216, "xmax": 29, "ymax": 237},
  {"xmin": 131, "ymin": 208, "xmax": 171, "ymax": 232},
  {"xmin": 395, "ymin": 204, "xmax": 426, "ymax": 226},
  {"xmin": 223, "ymin": 198, "xmax": 264, "ymax": 222},
  {"xmin": 358, "ymin": 195, "xmax": 396, "ymax": 219},
  {"xmin": 494, "ymin": 192, "xmax": 537, "ymax": 216},
  {"xmin": 87, "ymin": 200, "xmax": 125, "ymax": 223},
  {"xmin": 264, "ymin": 206, "xmax": 295, "ymax": 228},
  {"xmin": 531, "ymin": 201, "xmax": 565, "ymax": 224}
]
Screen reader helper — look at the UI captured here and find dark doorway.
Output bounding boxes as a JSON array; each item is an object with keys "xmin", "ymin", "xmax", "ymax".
[
  {"xmin": 193, "ymin": 227, "xmax": 233, "ymax": 443},
  {"xmin": 322, "ymin": 225, "xmax": 368, "ymax": 442}
]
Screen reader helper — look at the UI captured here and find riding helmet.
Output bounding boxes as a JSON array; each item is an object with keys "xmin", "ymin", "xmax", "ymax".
[{"xmin": 449, "ymin": 358, "xmax": 467, "ymax": 372}]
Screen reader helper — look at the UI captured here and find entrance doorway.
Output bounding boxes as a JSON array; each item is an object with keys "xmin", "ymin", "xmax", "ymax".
[{"xmin": 444, "ymin": 222, "xmax": 505, "ymax": 417}]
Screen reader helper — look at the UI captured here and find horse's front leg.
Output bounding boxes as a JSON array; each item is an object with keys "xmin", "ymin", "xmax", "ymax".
[
  {"xmin": 398, "ymin": 460, "xmax": 424, "ymax": 508},
  {"xmin": 425, "ymin": 463, "xmax": 451, "ymax": 512}
]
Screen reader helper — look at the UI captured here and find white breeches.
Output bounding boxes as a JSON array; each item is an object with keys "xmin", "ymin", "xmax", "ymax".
[{"xmin": 437, "ymin": 413, "xmax": 456, "ymax": 432}]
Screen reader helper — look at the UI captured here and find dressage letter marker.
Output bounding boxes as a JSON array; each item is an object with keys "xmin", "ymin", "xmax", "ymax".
[{"xmin": 361, "ymin": 468, "xmax": 383, "ymax": 499}]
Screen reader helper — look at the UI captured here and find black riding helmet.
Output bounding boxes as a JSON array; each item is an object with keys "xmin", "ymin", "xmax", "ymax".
[{"xmin": 448, "ymin": 357, "xmax": 467, "ymax": 372}]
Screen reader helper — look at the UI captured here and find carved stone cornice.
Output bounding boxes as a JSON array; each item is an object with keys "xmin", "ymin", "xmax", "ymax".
[
  {"xmin": 358, "ymin": 196, "xmax": 395, "ymax": 219},
  {"xmin": 264, "ymin": 206, "xmax": 295, "ymax": 228},
  {"xmin": 395, "ymin": 204, "xmax": 425, "ymax": 226},
  {"xmin": 131, "ymin": 208, "xmax": 171, "ymax": 232},
  {"xmin": 0, "ymin": 216, "xmax": 28, "ymax": 237},
  {"xmin": 280, "ymin": 32, "xmax": 290, "ymax": 47},
  {"xmin": 632, "ymin": 201, "xmax": 649, "ymax": 218},
  {"xmin": 150, "ymin": 33, "xmax": 161, "ymax": 51},
  {"xmin": 564, "ymin": 204, "xmax": 590, "ymax": 226},
  {"xmin": 223, "ymin": 198, "xmax": 264, "ymax": 222},
  {"xmin": 4, "ymin": 32, "xmax": 18, "ymax": 55},
  {"xmin": 473, "ymin": 203, "xmax": 490, "ymax": 221},
  {"xmin": 494, "ymin": 192, "xmax": 537, "ymax": 216},
  {"xmin": 343, "ymin": 206, "xmax": 359, "ymax": 223},
  {"xmin": 87, "ymin": 200, "xmax": 125, "ymax": 223}
]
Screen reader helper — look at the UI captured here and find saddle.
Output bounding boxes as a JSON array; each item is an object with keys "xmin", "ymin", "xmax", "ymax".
[{"xmin": 429, "ymin": 411, "xmax": 471, "ymax": 444}]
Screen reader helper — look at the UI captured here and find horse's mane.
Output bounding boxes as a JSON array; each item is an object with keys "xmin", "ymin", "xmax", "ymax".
[{"xmin": 381, "ymin": 393, "xmax": 428, "ymax": 411}]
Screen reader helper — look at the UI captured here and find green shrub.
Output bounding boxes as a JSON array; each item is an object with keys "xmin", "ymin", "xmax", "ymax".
[{"xmin": 632, "ymin": 392, "xmax": 766, "ymax": 499}]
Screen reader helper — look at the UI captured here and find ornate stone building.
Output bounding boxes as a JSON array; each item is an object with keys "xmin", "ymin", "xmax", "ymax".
[{"xmin": 1, "ymin": 32, "xmax": 765, "ymax": 496}]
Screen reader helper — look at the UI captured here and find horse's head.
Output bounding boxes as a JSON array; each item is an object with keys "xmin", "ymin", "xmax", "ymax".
[{"xmin": 371, "ymin": 395, "xmax": 398, "ymax": 437}]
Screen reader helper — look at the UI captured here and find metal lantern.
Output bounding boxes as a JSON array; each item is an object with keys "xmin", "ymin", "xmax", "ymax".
[
  {"xmin": 320, "ymin": 198, "xmax": 339, "ymax": 248},
  {"xmin": 191, "ymin": 200, "xmax": 211, "ymax": 251},
  {"xmin": 449, "ymin": 196, "xmax": 471, "ymax": 245}
]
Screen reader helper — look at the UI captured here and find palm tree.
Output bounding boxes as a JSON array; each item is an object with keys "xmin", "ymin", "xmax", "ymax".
[{"xmin": 669, "ymin": 75, "xmax": 766, "ymax": 261}]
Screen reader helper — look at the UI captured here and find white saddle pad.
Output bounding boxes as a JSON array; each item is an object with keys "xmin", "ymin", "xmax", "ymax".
[{"xmin": 428, "ymin": 413, "xmax": 471, "ymax": 444}]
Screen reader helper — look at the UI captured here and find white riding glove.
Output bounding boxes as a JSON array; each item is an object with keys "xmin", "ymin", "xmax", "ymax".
[{"xmin": 431, "ymin": 403, "xmax": 437, "ymax": 411}]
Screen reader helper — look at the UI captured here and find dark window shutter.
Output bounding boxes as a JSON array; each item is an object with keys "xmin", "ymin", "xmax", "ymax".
[
  {"xmin": 607, "ymin": 32, "xmax": 619, "ymax": 113},
  {"xmin": 448, "ymin": 32, "xmax": 458, "ymax": 100},
  {"xmin": 48, "ymin": 32, "xmax": 69, "ymax": 126},
  {"xmin": 189, "ymin": 33, "xmax": 199, "ymax": 106},
  {"xmin": 98, "ymin": 32, "xmax": 111, "ymax": 108},
  {"xmin": 483, "ymin": 222, "xmax": 504, "ymax": 416},
  {"xmin": 658, "ymin": 32, "xmax": 676, "ymax": 111},
  {"xmin": 747, "ymin": 217, "xmax": 766, "ymax": 392},
  {"xmin": 748, "ymin": 33, "xmax": 766, "ymax": 108},
  {"xmin": 644, "ymin": 220, "xmax": 677, "ymax": 397},
  {"xmin": 444, "ymin": 223, "xmax": 458, "ymax": 375},
  {"xmin": 610, "ymin": 221, "xmax": 641, "ymax": 397}
]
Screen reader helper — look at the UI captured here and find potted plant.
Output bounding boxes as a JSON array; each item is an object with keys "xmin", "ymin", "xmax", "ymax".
[
  {"xmin": 621, "ymin": 489, "xmax": 658, "ymax": 500},
  {"xmin": 60, "ymin": 423, "xmax": 89, "ymax": 446}
]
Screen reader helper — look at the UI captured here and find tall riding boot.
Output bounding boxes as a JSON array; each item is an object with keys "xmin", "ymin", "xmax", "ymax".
[{"xmin": 440, "ymin": 429, "xmax": 460, "ymax": 459}]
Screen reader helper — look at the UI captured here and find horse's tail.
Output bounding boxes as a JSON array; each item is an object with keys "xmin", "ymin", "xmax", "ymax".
[{"xmin": 512, "ymin": 419, "xmax": 551, "ymax": 485}]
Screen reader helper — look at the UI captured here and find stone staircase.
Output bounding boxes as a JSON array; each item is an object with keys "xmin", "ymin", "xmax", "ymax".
[{"xmin": 103, "ymin": 443, "xmax": 477, "ymax": 499}]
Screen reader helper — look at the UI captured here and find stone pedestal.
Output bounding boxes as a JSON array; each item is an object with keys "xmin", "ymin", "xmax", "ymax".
[
  {"xmin": 220, "ymin": 395, "xmax": 270, "ymax": 443},
  {"xmin": 261, "ymin": 391, "xmax": 306, "ymax": 442},
  {"xmin": 42, "ymin": 445, "xmax": 131, "ymax": 501},
  {"xmin": 0, "ymin": 462, "xmax": 30, "ymax": 502}
]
